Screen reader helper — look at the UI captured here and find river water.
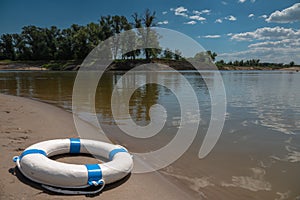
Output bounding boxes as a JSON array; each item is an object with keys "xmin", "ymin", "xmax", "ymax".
[{"xmin": 0, "ymin": 70, "xmax": 300, "ymax": 199}]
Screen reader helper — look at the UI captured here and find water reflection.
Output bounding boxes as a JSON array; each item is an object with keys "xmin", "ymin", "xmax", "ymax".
[{"xmin": 0, "ymin": 72, "xmax": 75, "ymax": 109}]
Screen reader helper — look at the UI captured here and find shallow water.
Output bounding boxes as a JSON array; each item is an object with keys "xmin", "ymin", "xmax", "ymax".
[{"xmin": 0, "ymin": 70, "xmax": 300, "ymax": 199}]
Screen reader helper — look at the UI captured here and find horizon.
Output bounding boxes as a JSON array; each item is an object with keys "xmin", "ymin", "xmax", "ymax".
[{"xmin": 0, "ymin": 0, "xmax": 299, "ymax": 64}]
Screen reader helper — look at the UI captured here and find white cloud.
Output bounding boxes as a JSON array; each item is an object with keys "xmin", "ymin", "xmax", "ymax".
[
  {"xmin": 225, "ymin": 15, "xmax": 237, "ymax": 21},
  {"xmin": 222, "ymin": 1, "xmax": 228, "ymax": 5},
  {"xmin": 203, "ymin": 35, "xmax": 221, "ymax": 39},
  {"xmin": 193, "ymin": 10, "xmax": 202, "ymax": 15},
  {"xmin": 192, "ymin": 10, "xmax": 210, "ymax": 18},
  {"xmin": 157, "ymin": 20, "xmax": 169, "ymax": 25},
  {"xmin": 162, "ymin": 11, "xmax": 168, "ymax": 15},
  {"xmin": 172, "ymin": 6, "xmax": 188, "ymax": 17},
  {"xmin": 231, "ymin": 26, "xmax": 300, "ymax": 41},
  {"xmin": 218, "ymin": 47, "xmax": 300, "ymax": 64},
  {"xmin": 248, "ymin": 38, "xmax": 300, "ymax": 49},
  {"xmin": 221, "ymin": 27, "xmax": 300, "ymax": 64},
  {"xmin": 238, "ymin": 0, "xmax": 255, "ymax": 3},
  {"xmin": 227, "ymin": 33, "xmax": 233, "ymax": 36},
  {"xmin": 260, "ymin": 15, "xmax": 268, "ymax": 19},
  {"xmin": 184, "ymin": 21, "xmax": 197, "ymax": 25},
  {"xmin": 266, "ymin": 3, "xmax": 300, "ymax": 23},
  {"xmin": 200, "ymin": 9, "xmax": 211, "ymax": 14},
  {"xmin": 215, "ymin": 18, "xmax": 223, "ymax": 23},
  {"xmin": 248, "ymin": 14, "xmax": 255, "ymax": 18},
  {"xmin": 189, "ymin": 15, "xmax": 206, "ymax": 21}
]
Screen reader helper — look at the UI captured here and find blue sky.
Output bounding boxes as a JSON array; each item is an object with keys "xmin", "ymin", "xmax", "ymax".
[{"xmin": 1, "ymin": 0, "xmax": 300, "ymax": 63}]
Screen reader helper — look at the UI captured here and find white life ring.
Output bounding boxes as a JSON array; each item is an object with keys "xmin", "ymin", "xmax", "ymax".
[{"xmin": 13, "ymin": 138, "xmax": 133, "ymax": 194}]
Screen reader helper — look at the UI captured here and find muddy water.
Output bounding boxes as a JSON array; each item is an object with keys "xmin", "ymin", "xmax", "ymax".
[{"xmin": 0, "ymin": 70, "xmax": 300, "ymax": 199}]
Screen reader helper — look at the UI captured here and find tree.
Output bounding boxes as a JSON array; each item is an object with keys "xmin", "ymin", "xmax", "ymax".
[
  {"xmin": 174, "ymin": 49, "xmax": 182, "ymax": 60},
  {"xmin": 99, "ymin": 15, "xmax": 113, "ymax": 40},
  {"xmin": 12, "ymin": 33, "xmax": 30, "ymax": 60},
  {"xmin": 0, "ymin": 34, "xmax": 15, "ymax": 60},
  {"xmin": 163, "ymin": 48, "xmax": 173, "ymax": 59},
  {"xmin": 45, "ymin": 26, "xmax": 60, "ymax": 59},
  {"xmin": 132, "ymin": 9, "xmax": 159, "ymax": 60},
  {"xmin": 289, "ymin": 61, "xmax": 295, "ymax": 67},
  {"xmin": 56, "ymin": 28, "xmax": 74, "ymax": 60},
  {"xmin": 110, "ymin": 15, "xmax": 131, "ymax": 59},
  {"xmin": 72, "ymin": 26, "xmax": 91, "ymax": 59},
  {"xmin": 206, "ymin": 50, "xmax": 217, "ymax": 62},
  {"xmin": 120, "ymin": 29, "xmax": 140, "ymax": 60},
  {"xmin": 21, "ymin": 26, "xmax": 52, "ymax": 60},
  {"xmin": 239, "ymin": 60, "xmax": 244, "ymax": 66}
]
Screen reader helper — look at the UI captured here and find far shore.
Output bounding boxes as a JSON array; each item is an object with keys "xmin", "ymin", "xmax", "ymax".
[{"xmin": 1, "ymin": 60, "xmax": 299, "ymax": 71}]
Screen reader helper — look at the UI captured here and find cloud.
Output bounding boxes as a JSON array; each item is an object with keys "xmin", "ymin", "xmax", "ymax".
[
  {"xmin": 220, "ymin": 27, "xmax": 300, "ymax": 64},
  {"xmin": 162, "ymin": 11, "xmax": 168, "ymax": 15},
  {"xmin": 238, "ymin": 0, "xmax": 255, "ymax": 3},
  {"xmin": 202, "ymin": 9, "xmax": 211, "ymax": 14},
  {"xmin": 248, "ymin": 38, "xmax": 300, "ymax": 49},
  {"xmin": 202, "ymin": 35, "xmax": 221, "ymax": 39},
  {"xmin": 248, "ymin": 14, "xmax": 255, "ymax": 18},
  {"xmin": 218, "ymin": 47, "xmax": 300, "ymax": 64},
  {"xmin": 193, "ymin": 9, "xmax": 210, "ymax": 15},
  {"xmin": 189, "ymin": 15, "xmax": 206, "ymax": 21},
  {"xmin": 225, "ymin": 15, "xmax": 237, "ymax": 21},
  {"xmin": 266, "ymin": 3, "xmax": 300, "ymax": 23},
  {"xmin": 215, "ymin": 18, "xmax": 223, "ymax": 23},
  {"xmin": 231, "ymin": 26, "xmax": 300, "ymax": 41},
  {"xmin": 157, "ymin": 20, "xmax": 169, "ymax": 25},
  {"xmin": 215, "ymin": 15, "xmax": 236, "ymax": 23},
  {"xmin": 260, "ymin": 15, "xmax": 268, "ymax": 19},
  {"xmin": 184, "ymin": 21, "xmax": 197, "ymax": 25},
  {"xmin": 222, "ymin": 1, "xmax": 228, "ymax": 5},
  {"xmin": 171, "ymin": 6, "xmax": 188, "ymax": 17}
]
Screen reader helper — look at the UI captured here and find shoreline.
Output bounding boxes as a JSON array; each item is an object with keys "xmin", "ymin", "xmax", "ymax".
[
  {"xmin": 0, "ymin": 94, "xmax": 195, "ymax": 200},
  {"xmin": 1, "ymin": 60, "xmax": 300, "ymax": 71}
]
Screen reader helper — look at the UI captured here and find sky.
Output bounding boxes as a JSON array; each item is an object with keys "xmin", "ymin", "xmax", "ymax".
[{"xmin": 1, "ymin": 0, "xmax": 300, "ymax": 64}]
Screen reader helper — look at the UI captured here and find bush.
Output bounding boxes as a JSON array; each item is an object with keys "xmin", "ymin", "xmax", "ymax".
[{"xmin": 42, "ymin": 63, "xmax": 63, "ymax": 70}]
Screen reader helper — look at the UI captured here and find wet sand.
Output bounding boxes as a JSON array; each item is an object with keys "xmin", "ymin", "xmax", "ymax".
[{"xmin": 0, "ymin": 94, "xmax": 194, "ymax": 200}]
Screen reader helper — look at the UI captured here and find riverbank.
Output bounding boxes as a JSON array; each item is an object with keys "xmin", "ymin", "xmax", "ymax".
[
  {"xmin": 1, "ymin": 59, "xmax": 299, "ymax": 71},
  {"xmin": 0, "ymin": 94, "xmax": 194, "ymax": 200}
]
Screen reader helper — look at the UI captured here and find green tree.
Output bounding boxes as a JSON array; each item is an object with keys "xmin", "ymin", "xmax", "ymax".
[
  {"xmin": 0, "ymin": 34, "xmax": 15, "ymax": 60},
  {"xmin": 99, "ymin": 15, "xmax": 113, "ymax": 40},
  {"xmin": 133, "ymin": 9, "xmax": 159, "ymax": 60},
  {"xmin": 12, "ymin": 33, "xmax": 30, "ymax": 60},
  {"xmin": 45, "ymin": 26, "xmax": 60, "ymax": 59},
  {"xmin": 21, "ymin": 26, "xmax": 51, "ymax": 60},
  {"xmin": 206, "ymin": 50, "xmax": 217, "ymax": 62},
  {"xmin": 56, "ymin": 28, "xmax": 74, "ymax": 60},
  {"xmin": 174, "ymin": 49, "xmax": 182, "ymax": 60},
  {"xmin": 163, "ymin": 48, "xmax": 173, "ymax": 59}
]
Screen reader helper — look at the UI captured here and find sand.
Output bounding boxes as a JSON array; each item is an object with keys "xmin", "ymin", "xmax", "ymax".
[{"xmin": 0, "ymin": 94, "xmax": 195, "ymax": 200}]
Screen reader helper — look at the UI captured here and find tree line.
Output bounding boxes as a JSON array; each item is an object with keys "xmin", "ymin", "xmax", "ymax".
[
  {"xmin": 216, "ymin": 59, "xmax": 296, "ymax": 68},
  {"xmin": 0, "ymin": 9, "xmax": 170, "ymax": 61}
]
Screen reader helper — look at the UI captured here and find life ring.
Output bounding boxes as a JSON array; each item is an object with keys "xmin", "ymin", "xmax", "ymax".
[{"xmin": 13, "ymin": 138, "xmax": 133, "ymax": 194}]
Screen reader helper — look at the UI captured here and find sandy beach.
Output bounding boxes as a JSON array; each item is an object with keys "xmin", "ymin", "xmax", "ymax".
[{"xmin": 0, "ymin": 94, "xmax": 195, "ymax": 200}]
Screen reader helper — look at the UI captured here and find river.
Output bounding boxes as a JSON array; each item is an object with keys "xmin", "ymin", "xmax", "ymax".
[{"xmin": 0, "ymin": 70, "xmax": 299, "ymax": 199}]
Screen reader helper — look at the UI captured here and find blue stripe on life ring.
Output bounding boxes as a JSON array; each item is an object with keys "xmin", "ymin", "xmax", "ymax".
[
  {"xmin": 70, "ymin": 138, "xmax": 81, "ymax": 154},
  {"xmin": 19, "ymin": 149, "xmax": 47, "ymax": 160},
  {"xmin": 85, "ymin": 164, "xmax": 103, "ymax": 185},
  {"xmin": 109, "ymin": 148, "xmax": 128, "ymax": 161}
]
